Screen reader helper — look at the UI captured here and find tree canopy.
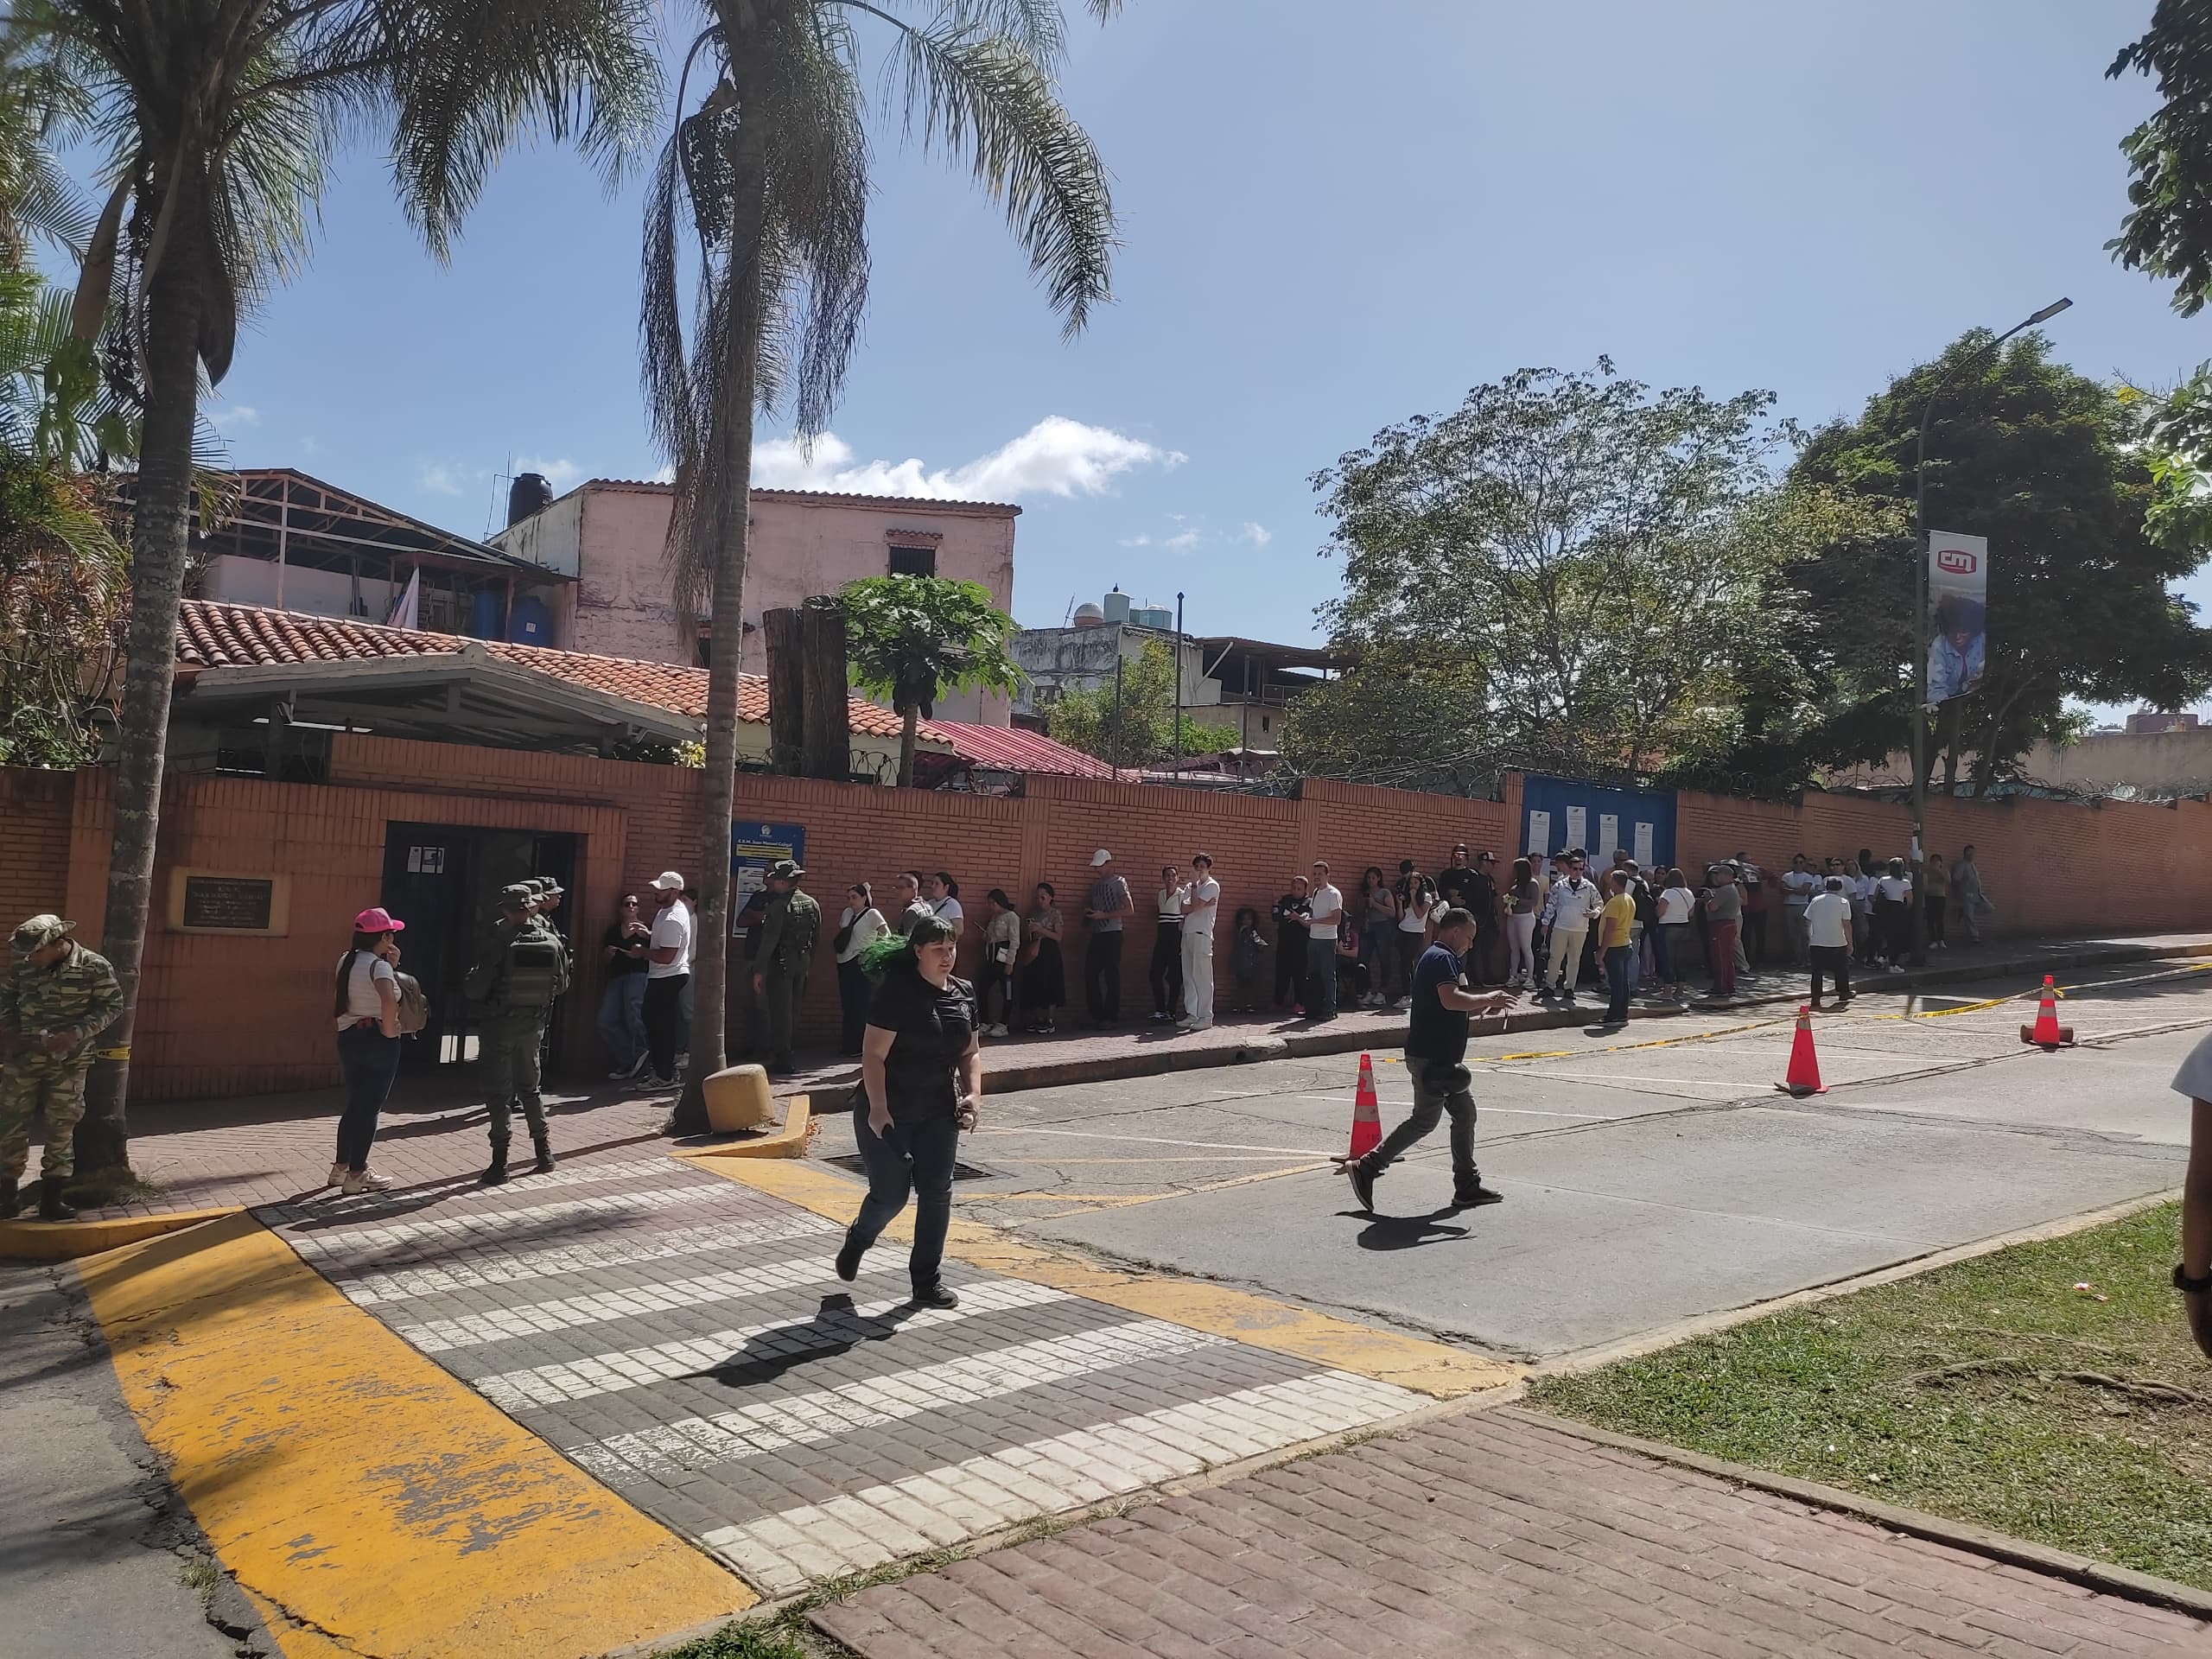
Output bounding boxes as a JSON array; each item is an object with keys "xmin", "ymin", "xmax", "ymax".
[
  {"xmin": 843, "ymin": 574, "xmax": 1023, "ymax": 785},
  {"xmin": 1047, "ymin": 638, "xmax": 1237, "ymax": 771},
  {"xmin": 1301, "ymin": 361, "xmax": 1871, "ymax": 790},
  {"xmin": 2110, "ymin": 3, "xmax": 2212, "ymax": 316},
  {"xmin": 1774, "ymin": 331, "xmax": 2212, "ymax": 796}
]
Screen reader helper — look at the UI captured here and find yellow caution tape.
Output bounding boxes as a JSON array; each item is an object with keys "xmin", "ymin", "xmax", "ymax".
[{"xmin": 92, "ymin": 1046, "xmax": 130, "ymax": 1061}]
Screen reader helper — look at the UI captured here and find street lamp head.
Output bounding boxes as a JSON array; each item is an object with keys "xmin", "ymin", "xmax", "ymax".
[{"xmin": 2025, "ymin": 297, "xmax": 2072, "ymax": 327}]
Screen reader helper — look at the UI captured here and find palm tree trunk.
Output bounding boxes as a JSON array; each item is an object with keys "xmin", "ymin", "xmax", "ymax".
[
  {"xmin": 671, "ymin": 57, "xmax": 770, "ymax": 1135},
  {"xmin": 73, "ymin": 185, "xmax": 207, "ymax": 1176},
  {"xmin": 899, "ymin": 705, "xmax": 918, "ymax": 788}
]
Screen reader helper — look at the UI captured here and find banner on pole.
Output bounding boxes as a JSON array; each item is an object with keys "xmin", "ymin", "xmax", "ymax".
[{"xmin": 1927, "ymin": 531, "xmax": 1987, "ymax": 703}]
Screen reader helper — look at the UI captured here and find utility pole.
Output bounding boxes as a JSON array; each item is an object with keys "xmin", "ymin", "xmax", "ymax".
[
  {"xmin": 1111, "ymin": 653, "xmax": 1124, "ymax": 779},
  {"xmin": 1172, "ymin": 591, "xmax": 1185, "ymax": 778},
  {"xmin": 1908, "ymin": 296, "xmax": 2071, "ymax": 965}
]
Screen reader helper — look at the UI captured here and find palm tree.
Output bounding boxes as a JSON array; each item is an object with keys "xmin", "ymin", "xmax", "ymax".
[
  {"xmin": 3, "ymin": 1, "xmax": 658, "ymax": 1178},
  {"xmin": 643, "ymin": 0, "xmax": 1116, "ymax": 1128}
]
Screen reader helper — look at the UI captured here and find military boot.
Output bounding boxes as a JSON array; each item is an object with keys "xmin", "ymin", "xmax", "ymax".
[
  {"xmin": 531, "ymin": 1134, "xmax": 556, "ymax": 1175},
  {"xmin": 480, "ymin": 1140, "xmax": 511, "ymax": 1186},
  {"xmin": 37, "ymin": 1182, "xmax": 76, "ymax": 1222},
  {"xmin": 0, "ymin": 1179, "xmax": 18, "ymax": 1218}
]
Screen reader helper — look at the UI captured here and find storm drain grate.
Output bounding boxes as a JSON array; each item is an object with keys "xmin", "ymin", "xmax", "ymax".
[{"xmin": 823, "ymin": 1153, "xmax": 999, "ymax": 1183}]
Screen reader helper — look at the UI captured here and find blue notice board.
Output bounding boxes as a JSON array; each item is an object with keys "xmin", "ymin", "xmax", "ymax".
[
  {"xmin": 730, "ymin": 820, "xmax": 806, "ymax": 938},
  {"xmin": 1519, "ymin": 775, "xmax": 1675, "ymax": 872}
]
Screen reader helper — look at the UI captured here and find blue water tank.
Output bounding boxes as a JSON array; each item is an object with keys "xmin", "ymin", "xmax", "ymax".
[
  {"xmin": 469, "ymin": 588, "xmax": 506, "ymax": 640},
  {"xmin": 508, "ymin": 594, "xmax": 553, "ymax": 646}
]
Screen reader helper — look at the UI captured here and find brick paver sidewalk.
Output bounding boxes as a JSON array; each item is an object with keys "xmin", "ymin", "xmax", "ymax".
[{"xmin": 811, "ymin": 1407, "xmax": 2209, "ymax": 1657}]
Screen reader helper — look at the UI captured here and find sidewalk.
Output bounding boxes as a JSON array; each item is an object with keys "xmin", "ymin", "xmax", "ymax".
[
  {"xmin": 812, "ymin": 1406, "xmax": 2212, "ymax": 1657},
  {"xmin": 18, "ymin": 927, "xmax": 2210, "ymax": 1239}
]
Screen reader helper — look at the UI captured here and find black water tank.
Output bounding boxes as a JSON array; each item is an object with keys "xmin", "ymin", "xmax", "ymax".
[{"xmin": 506, "ymin": 472, "xmax": 555, "ymax": 526}]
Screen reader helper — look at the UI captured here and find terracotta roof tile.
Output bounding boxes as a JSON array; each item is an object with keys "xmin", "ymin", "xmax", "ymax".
[{"xmin": 173, "ymin": 600, "xmax": 923, "ymax": 739}]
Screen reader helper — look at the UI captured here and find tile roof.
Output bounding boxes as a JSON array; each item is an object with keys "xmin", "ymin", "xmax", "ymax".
[
  {"xmin": 173, "ymin": 601, "xmax": 924, "ymax": 739},
  {"xmin": 925, "ymin": 720, "xmax": 1116, "ymax": 779},
  {"xmin": 571, "ymin": 478, "xmax": 1020, "ymax": 517}
]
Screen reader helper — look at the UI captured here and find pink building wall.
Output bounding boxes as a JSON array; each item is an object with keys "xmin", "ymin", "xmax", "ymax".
[{"xmin": 493, "ymin": 481, "xmax": 1020, "ymax": 724}]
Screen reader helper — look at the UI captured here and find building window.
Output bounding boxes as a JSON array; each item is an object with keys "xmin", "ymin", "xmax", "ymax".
[{"xmin": 887, "ymin": 543, "xmax": 937, "ymax": 577}]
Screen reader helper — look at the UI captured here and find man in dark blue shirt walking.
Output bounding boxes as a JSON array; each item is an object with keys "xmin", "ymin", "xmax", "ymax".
[{"xmin": 1344, "ymin": 906, "xmax": 1516, "ymax": 1214}]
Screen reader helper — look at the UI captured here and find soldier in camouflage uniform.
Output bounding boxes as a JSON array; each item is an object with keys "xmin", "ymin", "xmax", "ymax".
[
  {"xmin": 751, "ymin": 859, "xmax": 821, "ymax": 1077},
  {"xmin": 0, "ymin": 915, "xmax": 124, "ymax": 1221},
  {"xmin": 465, "ymin": 884, "xmax": 569, "ymax": 1185}
]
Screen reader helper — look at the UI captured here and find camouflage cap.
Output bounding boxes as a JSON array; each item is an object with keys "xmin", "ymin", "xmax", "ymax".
[
  {"xmin": 10, "ymin": 914, "xmax": 73, "ymax": 954},
  {"xmin": 766, "ymin": 858, "xmax": 804, "ymax": 880},
  {"xmin": 499, "ymin": 882, "xmax": 536, "ymax": 911}
]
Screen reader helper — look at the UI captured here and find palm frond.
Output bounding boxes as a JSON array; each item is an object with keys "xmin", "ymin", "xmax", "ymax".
[{"xmin": 849, "ymin": 6, "xmax": 1114, "ymax": 334}]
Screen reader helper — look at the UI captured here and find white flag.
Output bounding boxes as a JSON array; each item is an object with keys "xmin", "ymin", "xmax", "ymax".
[{"xmin": 385, "ymin": 569, "xmax": 421, "ymax": 630}]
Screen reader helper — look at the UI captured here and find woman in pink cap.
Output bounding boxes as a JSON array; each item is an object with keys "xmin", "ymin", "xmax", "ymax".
[{"xmin": 331, "ymin": 906, "xmax": 405, "ymax": 1193}]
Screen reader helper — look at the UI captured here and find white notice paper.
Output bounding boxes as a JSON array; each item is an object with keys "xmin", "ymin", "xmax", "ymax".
[
  {"xmin": 1634, "ymin": 822, "xmax": 1656, "ymax": 869},
  {"xmin": 1598, "ymin": 815, "xmax": 1620, "ymax": 861},
  {"xmin": 1526, "ymin": 810, "xmax": 1551, "ymax": 857},
  {"xmin": 1565, "ymin": 805, "xmax": 1588, "ymax": 851}
]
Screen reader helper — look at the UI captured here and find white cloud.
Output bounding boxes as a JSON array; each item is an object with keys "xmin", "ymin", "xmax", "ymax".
[
  {"xmin": 753, "ymin": 416, "xmax": 1184, "ymax": 501},
  {"xmin": 208, "ymin": 403, "xmax": 259, "ymax": 433},
  {"xmin": 515, "ymin": 455, "xmax": 585, "ymax": 493},
  {"xmin": 416, "ymin": 461, "xmax": 469, "ymax": 496},
  {"xmin": 1236, "ymin": 522, "xmax": 1273, "ymax": 547}
]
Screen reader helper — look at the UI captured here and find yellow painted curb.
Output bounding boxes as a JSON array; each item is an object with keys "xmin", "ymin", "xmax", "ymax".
[
  {"xmin": 77, "ymin": 1211, "xmax": 750, "ymax": 1659},
  {"xmin": 0, "ymin": 1204, "xmax": 242, "ymax": 1262},
  {"xmin": 700, "ymin": 1158, "xmax": 1520, "ymax": 1400},
  {"xmin": 676, "ymin": 1096, "xmax": 815, "ymax": 1160}
]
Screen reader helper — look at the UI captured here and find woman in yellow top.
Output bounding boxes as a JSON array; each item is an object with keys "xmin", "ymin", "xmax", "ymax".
[{"xmin": 1596, "ymin": 872, "xmax": 1638, "ymax": 1031}]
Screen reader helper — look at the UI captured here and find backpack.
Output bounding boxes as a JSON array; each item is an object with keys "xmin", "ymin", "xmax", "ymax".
[
  {"xmin": 466, "ymin": 925, "xmax": 569, "ymax": 1012},
  {"xmin": 393, "ymin": 971, "xmax": 430, "ymax": 1035}
]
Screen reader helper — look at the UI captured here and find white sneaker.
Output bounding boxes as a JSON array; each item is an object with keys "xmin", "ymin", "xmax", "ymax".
[
  {"xmin": 341, "ymin": 1169, "xmax": 392, "ymax": 1195},
  {"xmin": 326, "ymin": 1161, "xmax": 347, "ymax": 1188},
  {"xmin": 985, "ymin": 1023, "xmax": 1009, "ymax": 1039}
]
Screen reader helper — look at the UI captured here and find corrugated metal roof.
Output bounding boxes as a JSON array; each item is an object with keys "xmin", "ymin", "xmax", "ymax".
[
  {"xmin": 926, "ymin": 720, "xmax": 1116, "ymax": 778},
  {"xmin": 569, "ymin": 479, "xmax": 1020, "ymax": 517}
]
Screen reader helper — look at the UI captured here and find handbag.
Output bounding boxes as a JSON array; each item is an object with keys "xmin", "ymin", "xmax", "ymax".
[
  {"xmin": 393, "ymin": 971, "xmax": 430, "ymax": 1035},
  {"xmin": 832, "ymin": 918, "xmax": 856, "ymax": 954}
]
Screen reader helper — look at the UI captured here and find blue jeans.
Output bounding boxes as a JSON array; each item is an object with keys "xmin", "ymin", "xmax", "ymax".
[
  {"xmin": 848, "ymin": 1110, "xmax": 960, "ymax": 1291},
  {"xmin": 1306, "ymin": 935, "xmax": 1339, "ymax": 1020},
  {"xmin": 1603, "ymin": 944, "xmax": 1635, "ymax": 1025},
  {"xmin": 598, "ymin": 973, "xmax": 646, "ymax": 1071},
  {"xmin": 334, "ymin": 1025, "xmax": 401, "ymax": 1173}
]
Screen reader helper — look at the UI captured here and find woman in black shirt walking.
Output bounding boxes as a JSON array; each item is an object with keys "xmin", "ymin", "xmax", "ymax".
[{"xmin": 837, "ymin": 913, "xmax": 979, "ymax": 1307}]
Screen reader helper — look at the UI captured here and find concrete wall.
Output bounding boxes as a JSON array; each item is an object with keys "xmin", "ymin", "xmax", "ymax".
[
  {"xmin": 1011, "ymin": 624, "xmax": 1219, "ymax": 718},
  {"xmin": 14, "ymin": 749, "xmax": 2212, "ymax": 1109},
  {"xmin": 2021, "ymin": 728, "xmax": 2212, "ymax": 795},
  {"xmin": 497, "ymin": 483, "xmax": 1020, "ymax": 724},
  {"xmin": 200, "ymin": 554, "xmax": 396, "ymax": 621}
]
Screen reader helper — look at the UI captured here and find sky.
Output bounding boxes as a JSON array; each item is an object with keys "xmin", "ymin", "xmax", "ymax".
[{"xmin": 188, "ymin": 1, "xmax": 2212, "ymax": 712}]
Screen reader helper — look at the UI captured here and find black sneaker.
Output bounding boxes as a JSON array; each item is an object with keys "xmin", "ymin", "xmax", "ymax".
[
  {"xmin": 1346, "ymin": 1158, "xmax": 1378, "ymax": 1213},
  {"xmin": 1452, "ymin": 1182, "xmax": 1504, "ymax": 1209},
  {"xmin": 835, "ymin": 1231, "xmax": 865, "ymax": 1282},
  {"xmin": 912, "ymin": 1281, "xmax": 959, "ymax": 1310}
]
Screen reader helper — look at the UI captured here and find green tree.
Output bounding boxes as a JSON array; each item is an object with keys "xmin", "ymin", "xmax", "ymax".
[
  {"xmin": 1048, "ymin": 637, "xmax": 1237, "ymax": 772},
  {"xmin": 1781, "ymin": 331, "xmax": 2212, "ymax": 796},
  {"xmin": 5, "ymin": 0, "xmax": 658, "ymax": 1179},
  {"xmin": 2110, "ymin": 3, "xmax": 2212, "ymax": 315},
  {"xmin": 1306, "ymin": 361, "xmax": 1863, "ymax": 788},
  {"xmin": 843, "ymin": 575, "xmax": 1023, "ymax": 786},
  {"xmin": 639, "ymin": 0, "xmax": 1114, "ymax": 1126}
]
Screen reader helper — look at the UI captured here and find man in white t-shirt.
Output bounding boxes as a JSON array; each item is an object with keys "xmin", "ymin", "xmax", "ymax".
[
  {"xmin": 2169, "ymin": 1032, "xmax": 2212, "ymax": 1360},
  {"xmin": 1804, "ymin": 875, "xmax": 1854, "ymax": 1010},
  {"xmin": 1541, "ymin": 859, "xmax": 1604, "ymax": 999},
  {"xmin": 642, "ymin": 871, "xmax": 692, "ymax": 1086},
  {"xmin": 1779, "ymin": 854, "xmax": 1820, "ymax": 966},
  {"xmin": 1178, "ymin": 852, "xmax": 1222, "ymax": 1031},
  {"xmin": 1305, "ymin": 860, "xmax": 1344, "ymax": 1021}
]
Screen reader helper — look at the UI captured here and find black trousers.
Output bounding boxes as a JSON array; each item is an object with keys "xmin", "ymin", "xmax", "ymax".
[
  {"xmin": 836, "ymin": 957, "xmax": 871, "ymax": 1054},
  {"xmin": 1274, "ymin": 931, "xmax": 1307, "ymax": 1005},
  {"xmin": 1084, "ymin": 931, "xmax": 1124, "ymax": 1024},
  {"xmin": 848, "ymin": 1110, "xmax": 959, "ymax": 1292},
  {"xmin": 1810, "ymin": 945, "xmax": 1852, "ymax": 1005},
  {"xmin": 643, "ymin": 973, "xmax": 689, "ymax": 1077},
  {"xmin": 1744, "ymin": 909, "xmax": 1768, "ymax": 963},
  {"xmin": 1148, "ymin": 922, "xmax": 1183, "ymax": 1016}
]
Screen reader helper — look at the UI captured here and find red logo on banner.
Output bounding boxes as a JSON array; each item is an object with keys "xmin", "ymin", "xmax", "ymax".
[{"xmin": 1936, "ymin": 548, "xmax": 1979, "ymax": 575}]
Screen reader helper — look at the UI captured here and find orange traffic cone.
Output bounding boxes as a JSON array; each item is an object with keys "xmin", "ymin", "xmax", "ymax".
[
  {"xmin": 1344, "ymin": 1052, "xmax": 1382, "ymax": 1161},
  {"xmin": 2020, "ymin": 975, "xmax": 2075, "ymax": 1049},
  {"xmin": 1776, "ymin": 1005, "xmax": 1826, "ymax": 1097}
]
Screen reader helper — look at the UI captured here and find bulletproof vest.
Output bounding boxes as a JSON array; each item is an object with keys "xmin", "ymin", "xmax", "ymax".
[{"xmin": 473, "ymin": 923, "xmax": 568, "ymax": 1012}]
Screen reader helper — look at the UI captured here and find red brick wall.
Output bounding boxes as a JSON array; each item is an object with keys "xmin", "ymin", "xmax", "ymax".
[{"xmin": 13, "ymin": 741, "xmax": 2212, "ymax": 1108}]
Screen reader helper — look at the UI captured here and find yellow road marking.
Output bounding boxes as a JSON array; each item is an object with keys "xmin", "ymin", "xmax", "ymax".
[
  {"xmin": 694, "ymin": 1156, "xmax": 1518, "ymax": 1399},
  {"xmin": 79, "ymin": 1212, "xmax": 747, "ymax": 1658}
]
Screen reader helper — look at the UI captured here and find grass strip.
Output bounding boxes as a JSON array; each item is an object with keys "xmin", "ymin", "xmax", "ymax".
[{"xmin": 1527, "ymin": 1200, "xmax": 2212, "ymax": 1591}]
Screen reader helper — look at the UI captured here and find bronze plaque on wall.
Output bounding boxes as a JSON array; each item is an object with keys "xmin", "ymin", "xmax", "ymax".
[{"xmin": 167, "ymin": 868, "xmax": 291, "ymax": 937}]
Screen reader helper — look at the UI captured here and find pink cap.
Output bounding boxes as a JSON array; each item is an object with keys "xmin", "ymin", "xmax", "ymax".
[{"xmin": 354, "ymin": 906, "xmax": 406, "ymax": 934}]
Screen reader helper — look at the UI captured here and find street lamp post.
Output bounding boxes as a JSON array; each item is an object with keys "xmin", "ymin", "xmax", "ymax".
[{"xmin": 1908, "ymin": 296, "xmax": 2071, "ymax": 963}]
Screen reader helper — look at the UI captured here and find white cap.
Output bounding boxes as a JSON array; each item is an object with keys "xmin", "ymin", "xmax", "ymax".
[
  {"xmin": 1090, "ymin": 849, "xmax": 1113, "ymax": 868},
  {"xmin": 652, "ymin": 870, "xmax": 686, "ymax": 891}
]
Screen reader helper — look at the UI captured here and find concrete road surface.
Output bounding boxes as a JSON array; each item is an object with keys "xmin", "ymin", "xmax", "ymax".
[{"xmin": 812, "ymin": 958, "xmax": 2211, "ymax": 1361}]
